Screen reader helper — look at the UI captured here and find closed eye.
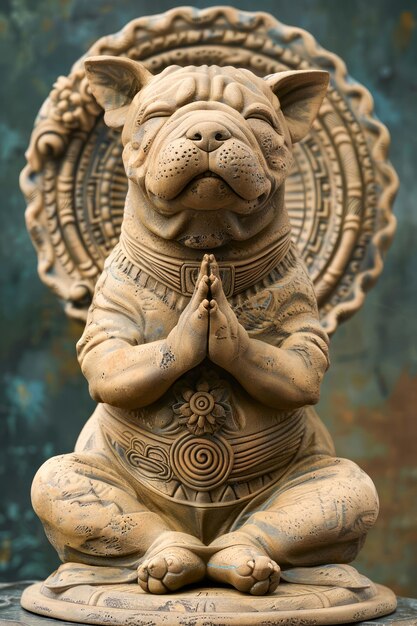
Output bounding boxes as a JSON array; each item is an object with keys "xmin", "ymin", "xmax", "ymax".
[
  {"xmin": 140, "ymin": 103, "xmax": 173, "ymax": 124},
  {"xmin": 245, "ymin": 106, "xmax": 276, "ymax": 126},
  {"xmin": 142, "ymin": 112, "xmax": 171, "ymax": 123},
  {"xmin": 248, "ymin": 114, "xmax": 273, "ymax": 124}
]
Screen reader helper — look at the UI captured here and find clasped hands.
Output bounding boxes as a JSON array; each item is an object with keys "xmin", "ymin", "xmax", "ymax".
[{"xmin": 167, "ymin": 254, "xmax": 250, "ymax": 373}]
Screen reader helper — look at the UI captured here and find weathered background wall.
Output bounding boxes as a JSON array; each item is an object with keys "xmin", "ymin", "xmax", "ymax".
[{"xmin": 0, "ymin": 0, "xmax": 416, "ymax": 596}]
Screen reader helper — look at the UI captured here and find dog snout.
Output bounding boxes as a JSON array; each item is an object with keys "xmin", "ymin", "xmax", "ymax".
[{"xmin": 186, "ymin": 121, "xmax": 232, "ymax": 152}]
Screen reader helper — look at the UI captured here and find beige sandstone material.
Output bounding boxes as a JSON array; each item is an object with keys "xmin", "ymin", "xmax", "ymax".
[{"xmin": 20, "ymin": 8, "xmax": 397, "ymax": 625}]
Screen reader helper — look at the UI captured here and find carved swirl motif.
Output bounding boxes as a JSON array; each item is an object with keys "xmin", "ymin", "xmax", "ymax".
[
  {"xmin": 126, "ymin": 437, "xmax": 172, "ymax": 482},
  {"xmin": 170, "ymin": 433, "xmax": 234, "ymax": 491},
  {"xmin": 20, "ymin": 6, "xmax": 398, "ymax": 332}
]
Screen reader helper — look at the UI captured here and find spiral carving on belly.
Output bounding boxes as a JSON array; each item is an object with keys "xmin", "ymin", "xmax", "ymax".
[{"xmin": 170, "ymin": 433, "xmax": 234, "ymax": 491}]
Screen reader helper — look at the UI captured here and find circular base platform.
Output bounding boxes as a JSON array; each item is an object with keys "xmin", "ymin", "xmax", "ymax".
[{"xmin": 22, "ymin": 581, "xmax": 396, "ymax": 626}]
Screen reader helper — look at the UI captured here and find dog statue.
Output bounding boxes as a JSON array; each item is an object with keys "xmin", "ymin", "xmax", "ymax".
[{"xmin": 31, "ymin": 57, "xmax": 379, "ymax": 597}]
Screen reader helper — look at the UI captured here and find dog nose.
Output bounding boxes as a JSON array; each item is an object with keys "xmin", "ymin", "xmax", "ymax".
[{"xmin": 186, "ymin": 122, "xmax": 231, "ymax": 152}]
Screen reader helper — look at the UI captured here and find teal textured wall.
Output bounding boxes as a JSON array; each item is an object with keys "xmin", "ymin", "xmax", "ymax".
[{"xmin": 0, "ymin": 0, "xmax": 416, "ymax": 596}]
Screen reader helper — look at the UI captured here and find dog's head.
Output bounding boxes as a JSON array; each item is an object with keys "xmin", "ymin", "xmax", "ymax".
[{"xmin": 85, "ymin": 57, "xmax": 328, "ymax": 248}]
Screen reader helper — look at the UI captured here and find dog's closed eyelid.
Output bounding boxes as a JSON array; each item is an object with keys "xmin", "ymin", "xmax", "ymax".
[
  {"xmin": 247, "ymin": 114, "xmax": 273, "ymax": 124},
  {"xmin": 142, "ymin": 113, "xmax": 171, "ymax": 123},
  {"xmin": 140, "ymin": 103, "xmax": 174, "ymax": 123},
  {"xmin": 244, "ymin": 106, "xmax": 276, "ymax": 125}
]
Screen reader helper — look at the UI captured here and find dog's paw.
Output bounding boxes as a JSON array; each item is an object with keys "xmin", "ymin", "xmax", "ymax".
[
  {"xmin": 137, "ymin": 547, "xmax": 205, "ymax": 594},
  {"xmin": 207, "ymin": 546, "xmax": 280, "ymax": 595}
]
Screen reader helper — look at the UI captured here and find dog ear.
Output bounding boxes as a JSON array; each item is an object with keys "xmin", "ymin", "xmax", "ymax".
[
  {"xmin": 265, "ymin": 70, "xmax": 329, "ymax": 143},
  {"xmin": 84, "ymin": 55, "xmax": 153, "ymax": 128}
]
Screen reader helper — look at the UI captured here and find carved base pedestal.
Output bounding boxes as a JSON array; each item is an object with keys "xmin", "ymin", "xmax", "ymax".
[{"xmin": 22, "ymin": 580, "xmax": 396, "ymax": 626}]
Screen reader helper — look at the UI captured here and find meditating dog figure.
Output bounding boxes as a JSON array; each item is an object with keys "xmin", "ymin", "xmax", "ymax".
[{"xmin": 32, "ymin": 58, "xmax": 379, "ymax": 596}]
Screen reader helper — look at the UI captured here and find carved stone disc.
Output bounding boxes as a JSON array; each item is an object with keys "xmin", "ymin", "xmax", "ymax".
[
  {"xmin": 22, "ymin": 581, "xmax": 396, "ymax": 625},
  {"xmin": 21, "ymin": 6, "xmax": 398, "ymax": 334}
]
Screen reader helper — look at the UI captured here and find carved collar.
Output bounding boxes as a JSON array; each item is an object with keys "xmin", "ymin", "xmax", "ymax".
[{"xmin": 119, "ymin": 228, "xmax": 292, "ymax": 297}]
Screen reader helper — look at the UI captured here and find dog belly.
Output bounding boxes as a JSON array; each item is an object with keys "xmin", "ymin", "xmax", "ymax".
[{"xmin": 74, "ymin": 397, "xmax": 335, "ymax": 544}]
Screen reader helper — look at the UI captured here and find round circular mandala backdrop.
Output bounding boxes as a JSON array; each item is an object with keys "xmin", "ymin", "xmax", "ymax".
[{"xmin": 21, "ymin": 6, "xmax": 398, "ymax": 333}]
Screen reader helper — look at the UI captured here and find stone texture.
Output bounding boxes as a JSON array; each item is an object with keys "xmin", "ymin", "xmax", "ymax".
[
  {"xmin": 1, "ymin": 583, "xmax": 416, "ymax": 625},
  {"xmin": 18, "ymin": 8, "xmax": 398, "ymax": 622},
  {"xmin": 0, "ymin": 0, "xmax": 416, "ymax": 601}
]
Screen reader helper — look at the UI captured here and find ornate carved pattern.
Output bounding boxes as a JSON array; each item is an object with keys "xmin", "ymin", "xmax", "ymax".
[
  {"xmin": 21, "ymin": 7, "xmax": 398, "ymax": 333},
  {"xmin": 172, "ymin": 373, "xmax": 233, "ymax": 435},
  {"xmin": 20, "ymin": 578, "xmax": 398, "ymax": 625},
  {"xmin": 170, "ymin": 433, "xmax": 234, "ymax": 492},
  {"xmin": 103, "ymin": 404, "xmax": 304, "ymax": 505},
  {"xmin": 125, "ymin": 437, "xmax": 173, "ymax": 482}
]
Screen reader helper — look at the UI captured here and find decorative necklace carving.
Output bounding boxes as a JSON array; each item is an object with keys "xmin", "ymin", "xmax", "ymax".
[{"xmin": 120, "ymin": 226, "xmax": 292, "ymax": 297}]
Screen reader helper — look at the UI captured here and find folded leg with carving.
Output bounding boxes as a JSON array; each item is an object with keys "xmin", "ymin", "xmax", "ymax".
[
  {"xmin": 31, "ymin": 452, "xmax": 206, "ymax": 593},
  {"xmin": 207, "ymin": 456, "xmax": 379, "ymax": 594}
]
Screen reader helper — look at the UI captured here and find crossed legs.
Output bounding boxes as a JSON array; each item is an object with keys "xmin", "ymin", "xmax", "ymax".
[
  {"xmin": 207, "ymin": 456, "xmax": 379, "ymax": 594},
  {"xmin": 31, "ymin": 452, "xmax": 205, "ymax": 593},
  {"xmin": 32, "ymin": 453, "xmax": 378, "ymax": 595}
]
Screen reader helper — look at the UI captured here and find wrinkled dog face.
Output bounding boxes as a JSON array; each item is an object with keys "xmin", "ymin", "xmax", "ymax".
[
  {"xmin": 85, "ymin": 59, "xmax": 328, "ymax": 248},
  {"xmin": 126, "ymin": 67, "xmax": 291, "ymax": 214}
]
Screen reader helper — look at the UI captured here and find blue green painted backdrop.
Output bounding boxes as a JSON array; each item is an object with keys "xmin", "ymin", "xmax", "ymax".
[{"xmin": 1, "ymin": 0, "xmax": 416, "ymax": 596}]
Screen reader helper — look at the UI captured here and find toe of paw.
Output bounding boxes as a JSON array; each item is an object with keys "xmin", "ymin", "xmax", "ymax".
[
  {"xmin": 137, "ymin": 578, "xmax": 149, "ymax": 592},
  {"xmin": 236, "ymin": 560, "xmax": 254, "ymax": 577},
  {"xmin": 147, "ymin": 559, "xmax": 168, "ymax": 579},
  {"xmin": 137, "ymin": 567, "xmax": 148, "ymax": 583},
  {"xmin": 147, "ymin": 577, "xmax": 168, "ymax": 594},
  {"xmin": 165, "ymin": 556, "xmax": 183, "ymax": 574},
  {"xmin": 250, "ymin": 579, "xmax": 271, "ymax": 595}
]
